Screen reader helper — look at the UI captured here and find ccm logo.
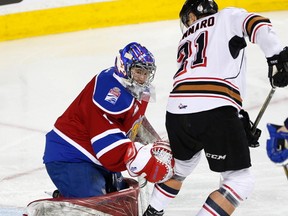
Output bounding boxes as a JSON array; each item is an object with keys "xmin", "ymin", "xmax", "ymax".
[
  {"xmin": 206, "ymin": 153, "xmax": 226, "ymax": 160},
  {"xmin": 1, "ymin": 0, "xmax": 23, "ymax": 6}
]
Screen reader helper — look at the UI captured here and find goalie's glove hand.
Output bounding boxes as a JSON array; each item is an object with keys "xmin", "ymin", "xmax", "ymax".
[
  {"xmin": 267, "ymin": 46, "xmax": 288, "ymax": 88},
  {"xmin": 124, "ymin": 141, "xmax": 175, "ymax": 183},
  {"xmin": 239, "ymin": 110, "xmax": 262, "ymax": 148}
]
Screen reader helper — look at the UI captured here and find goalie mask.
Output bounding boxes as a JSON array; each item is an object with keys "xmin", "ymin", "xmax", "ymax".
[
  {"xmin": 266, "ymin": 123, "xmax": 288, "ymax": 164},
  {"xmin": 125, "ymin": 141, "xmax": 175, "ymax": 183},
  {"xmin": 115, "ymin": 42, "xmax": 156, "ymax": 101}
]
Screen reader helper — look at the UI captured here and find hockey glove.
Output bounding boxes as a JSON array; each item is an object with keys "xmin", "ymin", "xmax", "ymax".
[
  {"xmin": 125, "ymin": 141, "xmax": 175, "ymax": 183},
  {"xmin": 267, "ymin": 47, "xmax": 288, "ymax": 88},
  {"xmin": 239, "ymin": 110, "xmax": 262, "ymax": 148},
  {"xmin": 266, "ymin": 123, "xmax": 288, "ymax": 164}
]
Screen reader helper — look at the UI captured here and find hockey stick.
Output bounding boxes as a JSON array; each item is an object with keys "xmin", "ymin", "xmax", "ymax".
[{"xmin": 251, "ymin": 87, "xmax": 276, "ymax": 134}]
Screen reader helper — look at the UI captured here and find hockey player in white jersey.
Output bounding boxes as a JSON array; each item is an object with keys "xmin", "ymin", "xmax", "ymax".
[{"xmin": 143, "ymin": 0, "xmax": 288, "ymax": 215}]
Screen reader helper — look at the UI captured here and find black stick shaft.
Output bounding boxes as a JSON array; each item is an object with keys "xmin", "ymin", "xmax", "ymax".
[{"xmin": 252, "ymin": 87, "xmax": 276, "ymax": 134}]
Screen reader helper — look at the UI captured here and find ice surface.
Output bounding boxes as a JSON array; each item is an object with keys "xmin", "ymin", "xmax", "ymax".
[{"xmin": 0, "ymin": 10, "xmax": 287, "ymax": 216}]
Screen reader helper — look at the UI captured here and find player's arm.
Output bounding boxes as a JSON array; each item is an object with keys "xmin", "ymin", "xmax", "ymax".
[
  {"xmin": 89, "ymin": 111, "xmax": 131, "ymax": 171},
  {"xmin": 242, "ymin": 12, "xmax": 288, "ymax": 88}
]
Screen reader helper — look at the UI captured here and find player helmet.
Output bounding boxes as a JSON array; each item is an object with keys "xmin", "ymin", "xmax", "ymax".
[
  {"xmin": 266, "ymin": 124, "xmax": 288, "ymax": 164},
  {"xmin": 180, "ymin": 0, "xmax": 218, "ymax": 27},
  {"xmin": 125, "ymin": 141, "xmax": 175, "ymax": 183}
]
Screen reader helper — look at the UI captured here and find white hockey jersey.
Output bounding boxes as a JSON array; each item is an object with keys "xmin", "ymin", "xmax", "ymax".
[{"xmin": 167, "ymin": 7, "xmax": 282, "ymax": 114}]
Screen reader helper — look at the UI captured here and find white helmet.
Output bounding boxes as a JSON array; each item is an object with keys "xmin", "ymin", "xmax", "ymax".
[{"xmin": 125, "ymin": 141, "xmax": 175, "ymax": 183}]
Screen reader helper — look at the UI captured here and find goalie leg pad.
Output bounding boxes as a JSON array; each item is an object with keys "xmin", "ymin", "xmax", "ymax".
[{"xmin": 220, "ymin": 168, "xmax": 254, "ymax": 203}]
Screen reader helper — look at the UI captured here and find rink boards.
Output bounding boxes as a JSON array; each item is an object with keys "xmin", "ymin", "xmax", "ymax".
[{"xmin": 0, "ymin": 0, "xmax": 288, "ymax": 41}]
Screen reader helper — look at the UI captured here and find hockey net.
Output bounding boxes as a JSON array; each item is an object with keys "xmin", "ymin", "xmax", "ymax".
[{"xmin": 23, "ymin": 178, "xmax": 140, "ymax": 216}]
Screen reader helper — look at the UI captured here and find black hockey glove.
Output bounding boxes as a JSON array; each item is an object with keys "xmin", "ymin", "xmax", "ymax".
[
  {"xmin": 267, "ymin": 47, "xmax": 288, "ymax": 88},
  {"xmin": 239, "ymin": 110, "xmax": 262, "ymax": 148}
]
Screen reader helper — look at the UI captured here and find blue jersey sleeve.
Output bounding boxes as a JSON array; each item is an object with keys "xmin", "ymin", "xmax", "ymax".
[{"xmin": 93, "ymin": 68, "xmax": 134, "ymax": 114}]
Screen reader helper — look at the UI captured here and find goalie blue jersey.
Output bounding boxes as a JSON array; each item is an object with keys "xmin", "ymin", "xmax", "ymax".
[{"xmin": 43, "ymin": 67, "xmax": 149, "ymax": 172}]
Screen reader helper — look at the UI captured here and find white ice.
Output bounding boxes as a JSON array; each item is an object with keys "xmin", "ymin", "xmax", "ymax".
[{"xmin": 0, "ymin": 10, "xmax": 287, "ymax": 216}]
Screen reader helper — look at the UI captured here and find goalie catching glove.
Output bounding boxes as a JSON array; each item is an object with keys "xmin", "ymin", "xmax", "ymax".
[
  {"xmin": 267, "ymin": 46, "xmax": 288, "ymax": 88},
  {"xmin": 124, "ymin": 141, "xmax": 175, "ymax": 183}
]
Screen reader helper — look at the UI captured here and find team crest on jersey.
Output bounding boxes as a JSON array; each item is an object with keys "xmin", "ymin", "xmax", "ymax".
[{"xmin": 105, "ymin": 87, "xmax": 121, "ymax": 105}]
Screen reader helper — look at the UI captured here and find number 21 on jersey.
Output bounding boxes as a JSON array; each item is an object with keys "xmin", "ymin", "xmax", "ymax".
[{"xmin": 175, "ymin": 31, "xmax": 208, "ymax": 78}]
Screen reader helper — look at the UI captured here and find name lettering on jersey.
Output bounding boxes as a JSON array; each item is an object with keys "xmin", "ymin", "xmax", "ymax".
[
  {"xmin": 182, "ymin": 17, "xmax": 215, "ymax": 40},
  {"xmin": 105, "ymin": 87, "xmax": 121, "ymax": 105},
  {"xmin": 206, "ymin": 152, "xmax": 226, "ymax": 160}
]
